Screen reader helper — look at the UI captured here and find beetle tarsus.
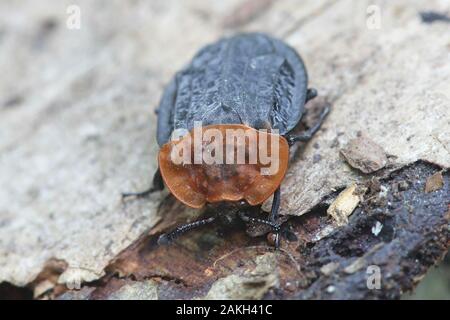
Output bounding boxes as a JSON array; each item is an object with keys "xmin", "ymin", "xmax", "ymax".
[
  {"xmin": 286, "ymin": 104, "xmax": 330, "ymax": 146},
  {"xmin": 157, "ymin": 216, "xmax": 216, "ymax": 245},
  {"xmin": 122, "ymin": 168, "xmax": 164, "ymax": 201},
  {"xmin": 239, "ymin": 208, "xmax": 282, "ymax": 249},
  {"xmin": 274, "ymin": 232, "xmax": 280, "ymax": 249}
]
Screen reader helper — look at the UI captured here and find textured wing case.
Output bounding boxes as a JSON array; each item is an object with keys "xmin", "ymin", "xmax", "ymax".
[{"xmin": 156, "ymin": 33, "xmax": 308, "ymax": 146}]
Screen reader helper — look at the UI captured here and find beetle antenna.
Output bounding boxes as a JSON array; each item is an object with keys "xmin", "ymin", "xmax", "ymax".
[{"xmin": 157, "ymin": 216, "xmax": 216, "ymax": 245}]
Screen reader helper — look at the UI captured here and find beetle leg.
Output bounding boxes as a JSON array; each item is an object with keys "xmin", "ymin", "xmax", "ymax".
[
  {"xmin": 306, "ymin": 88, "xmax": 318, "ymax": 102},
  {"xmin": 269, "ymin": 187, "xmax": 281, "ymax": 223},
  {"xmin": 285, "ymin": 104, "xmax": 330, "ymax": 146},
  {"xmin": 238, "ymin": 188, "xmax": 282, "ymax": 248},
  {"xmin": 269, "ymin": 187, "xmax": 281, "ymax": 248},
  {"xmin": 157, "ymin": 216, "xmax": 216, "ymax": 245},
  {"xmin": 122, "ymin": 168, "xmax": 164, "ymax": 200}
]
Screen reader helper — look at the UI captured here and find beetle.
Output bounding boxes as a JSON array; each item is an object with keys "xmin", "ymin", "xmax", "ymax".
[{"xmin": 123, "ymin": 33, "xmax": 329, "ymax": 247}]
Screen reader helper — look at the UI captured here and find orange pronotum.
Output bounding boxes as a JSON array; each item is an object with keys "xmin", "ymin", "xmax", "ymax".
[{"xmin": 158, "ymin": 124, "xmax": 289, "ymax": 208}]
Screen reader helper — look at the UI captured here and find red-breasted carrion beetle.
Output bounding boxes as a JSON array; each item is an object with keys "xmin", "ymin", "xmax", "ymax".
[{"xmin": 123, "ymin": 33, "xmax": 329, "ymax": 247}]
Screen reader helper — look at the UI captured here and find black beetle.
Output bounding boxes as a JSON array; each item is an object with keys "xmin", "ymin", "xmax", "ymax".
[{"xmin": 123, "ymin": 33, "xmax": 329, "ymax": 247}]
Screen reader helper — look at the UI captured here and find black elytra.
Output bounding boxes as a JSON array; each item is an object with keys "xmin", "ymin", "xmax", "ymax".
[{"xmin": 123, "ymin": 33, "xmax": 330, "ymax": 247}]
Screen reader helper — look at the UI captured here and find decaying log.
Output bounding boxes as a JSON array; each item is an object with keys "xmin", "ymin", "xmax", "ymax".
[{"xmin": 54, "ymin": 161, "xmax": 448, "ymax": 300}]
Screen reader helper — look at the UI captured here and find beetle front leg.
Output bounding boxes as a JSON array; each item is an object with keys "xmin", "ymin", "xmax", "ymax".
[
  {"xmin": 285, "ymin": 104, "xmax": 330, "ymax": 147},
  {"xmin": 269, "ymin": 187, "xmax": 281, "ymax": 248},
  {"xmin": 122, "ymin": 168, "xmax": 164, "ymax": 200}
]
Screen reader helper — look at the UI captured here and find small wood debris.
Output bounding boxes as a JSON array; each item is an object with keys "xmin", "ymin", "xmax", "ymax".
[
  {"xmin": 311, "ymin": 224, "xmax": 336, "ymax": 242},
  {"xmin": 326, "ymin": 285, "xmax": 336, "ymax": 293},
  {"xmin": 320, "ymin": 262, "xmax": 340, "ymax": 276},
  {"xmin": 424, "ymin": 171, "xmax": 444, "ymax": 193},
  {"xmin": 327, "ymin": 183, "xmax": 362, "ymax": 226},
  {"xmin": 33, "ymin": 280, "xmax": 54, "ymax": 298},
  {"xmin": 398, "ymin": 180, "xmax": 409, "ymax": 191},
  {"xmin": 340, "ymin": 135, "xmax": 388, "ymax": 173},
  {"xmin": 343, "ymin": 258, "xmax": 366, "ymax": 274},
  {"xmin": 371, "ymin": 221, "xmax": 383, "ymax": 236}
]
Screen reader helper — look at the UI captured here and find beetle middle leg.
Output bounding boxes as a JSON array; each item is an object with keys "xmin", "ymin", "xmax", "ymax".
[
  {"xmin": 285, "ymin": 104, "xmax": 330, "ymax": 147},
  {"xmin": 122, "ymin": 168, "xmax": 164, "ymax": 200}
]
